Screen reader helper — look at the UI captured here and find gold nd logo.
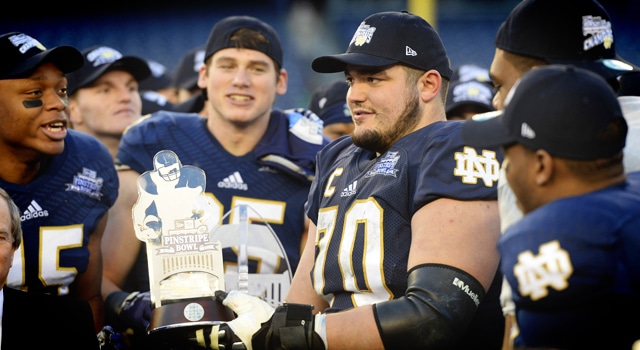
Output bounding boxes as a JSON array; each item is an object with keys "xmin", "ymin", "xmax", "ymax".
[
  {"xmin": 513, "ymin": 240, "xmax": 573, "ymax": 301},
  {"xmin": 454, "ymin": 146, "xmax": 500, "ymax": 187}
]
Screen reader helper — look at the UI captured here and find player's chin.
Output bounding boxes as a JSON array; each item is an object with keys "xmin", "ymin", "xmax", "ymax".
[{"xmin": 38, "ymin": 139, "xmax": 66, "ymax": 155}]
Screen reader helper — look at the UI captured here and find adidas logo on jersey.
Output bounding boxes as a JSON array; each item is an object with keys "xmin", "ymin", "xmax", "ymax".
[
  {"xmin": 21, "ymin": 200, "xmax": 49, "ymax": 221},
  {"xmin": 341, "ymin": 180, "xmax": 358, "ymax": 197},
  {"xmin": 218, "ymin": 171, "xmax": 248, "ymax": 191}
]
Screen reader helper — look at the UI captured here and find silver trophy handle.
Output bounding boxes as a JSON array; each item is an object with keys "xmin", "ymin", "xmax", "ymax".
[{"xmin": 238, "ymin": 204, "xmax": 249, "ymax": 294}]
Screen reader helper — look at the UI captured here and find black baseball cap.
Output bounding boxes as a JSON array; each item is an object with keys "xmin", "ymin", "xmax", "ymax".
[
  {"xmin": 171, "ymin": 46, "xmax": 205, "ymax": 91},
  {"xmin": 312, "ymin": 11, "xmax": 452, "ymax": 79},
  {"xmin": 204, "ymin": 15, "xmax": 283, "ymax": 68},
  {"xmin": 67, "ymin": 45, "xmax": 151, "ymax": 96},
  {"xmin": 0, "ymin": 32, "xmax": 83, "ymax": 79},
  {"xmin": 462, "ymin": 65, "xmax": 626, "ymax": 161},
  {"xmin": 307, "ymin": 79, "xmax": 352, "ymax": 126},
  {"xmin": 495, "ymin": 0, "xmax": 638, "ymax": 82},
  {"xmin": 139, "ymin": 60, "xmax": 172, "ymax": 91}
]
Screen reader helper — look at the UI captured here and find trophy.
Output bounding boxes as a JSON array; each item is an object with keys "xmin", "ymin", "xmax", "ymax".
[
  {"xmin": 132, "ymin": 150, "xmax": 233, "ymax": 341},
  {"xmin": 132, "ymin": 150, "xmax": 292, "ymax": 347}
]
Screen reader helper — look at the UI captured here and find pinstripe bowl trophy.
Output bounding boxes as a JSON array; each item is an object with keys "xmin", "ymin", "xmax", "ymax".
[{"xmin": 132, "ymin": 150, "xmax": 291, "ymax": 348}]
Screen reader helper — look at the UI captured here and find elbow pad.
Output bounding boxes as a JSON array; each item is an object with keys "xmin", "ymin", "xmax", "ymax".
[{"xmin": 373, "ymin": 263, "xmax": 485, "ymax": 350}]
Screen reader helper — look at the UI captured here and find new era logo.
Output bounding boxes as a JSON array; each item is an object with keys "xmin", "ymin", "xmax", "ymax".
[
  {"xmin": 406, "ymin": 46, "xmax": 417, "ymax": 57},
  {"xmin": 218, "ymin": 171, "xmax": 248, "ymax": 191},
  {"xmin": 520, "ymin": 122, "xmax": 536, "ymax": 139},
  {"xmin": 21, "ymin": 200, "xmax": 49, "ymax": 221}
]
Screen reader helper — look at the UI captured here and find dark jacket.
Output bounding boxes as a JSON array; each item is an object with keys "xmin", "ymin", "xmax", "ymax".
[{"xmin": 2, "ymin": 287, "xmax": 99, "ymax": 349}]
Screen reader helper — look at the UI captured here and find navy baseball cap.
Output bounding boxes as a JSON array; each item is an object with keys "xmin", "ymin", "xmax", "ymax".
[
  {"xmin": 462, "ymin": 65, "xmax": 626, "ymax": 161},
  {"xmin": 495, "ymin": 0, "xmax": 638, "ymax": 82},
  {"xmin": 450, "ymin": 63, "xmax": 492, "ymax": 83},
  {"xmin": 171, "ymin": 46, "xmax": 205, "ymax": 91},
  {"xmin": 0, "ymin": 32, "xmax": 83, "ymax": 79},
  {"xmin": 67, "ymin": 45, "xmax": 151, "ymax": 96},
  {"xmin": 446, "ymin": 79, "xmax": 495, "ymax": 116},
  {"xmin": 307, "ymin": 79, "xmax": 352, "ymax": 126},
  {"xmin": 312, "ymin": 11, "xmax": 452, "ymax": 79},
  {"xmin": 204, "ymin": 15, "xmax": 283, "ymax": 68}
]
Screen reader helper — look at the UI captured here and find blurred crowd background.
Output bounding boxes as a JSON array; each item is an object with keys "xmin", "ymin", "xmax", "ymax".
[{"xmin": 1, "ymin": 0, "xmax": 638, "ymax": 109}]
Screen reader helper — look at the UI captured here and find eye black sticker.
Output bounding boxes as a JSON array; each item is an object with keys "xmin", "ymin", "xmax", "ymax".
[{"xmin": 23, "ymin": 100, "xmax": 43, "ymax": 108}]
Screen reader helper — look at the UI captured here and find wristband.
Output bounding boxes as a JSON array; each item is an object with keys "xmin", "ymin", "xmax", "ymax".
[{"xmin": 251, "ymin": 303, "xmax": 325, "ymax": 350}]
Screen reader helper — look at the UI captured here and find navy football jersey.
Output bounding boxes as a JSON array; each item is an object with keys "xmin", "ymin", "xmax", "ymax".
[
  {"xmin": 117, "ymin": 110, "xmax": 328, "ymax": 274},
  {"xmin": 2, "ymin": 130, "xmax": 118, "ymax": 295},
  {"xmin": 499, "ymin": 171, "xmax": 640, "ymax": 349},
  {"xmin": 305, "ymin": 120, "xmax": 502, "ymax": 310}
]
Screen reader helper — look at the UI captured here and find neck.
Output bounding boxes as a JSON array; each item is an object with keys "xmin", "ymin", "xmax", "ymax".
[
  {"xmin": 206, "ymin": 112, "xmax": 270, "ymax": 156},
  {"xmin": 0, "ymin": 151, "xmax": 45, "ymax": 184}
]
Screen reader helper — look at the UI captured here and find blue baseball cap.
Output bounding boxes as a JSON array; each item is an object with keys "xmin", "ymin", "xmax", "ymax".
[{"xmin": 67, "ymin": 45, "xmax": 151, "ymax": 96}]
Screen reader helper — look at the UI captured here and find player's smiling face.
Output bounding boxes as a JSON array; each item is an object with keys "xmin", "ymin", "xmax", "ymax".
[
  {"xmin": 346, "ymin": 64, "xmax": 421, "ymax": 154},
  {"xmin": 0, "ymin": 62, "xmax": 69, "ymax": 159},
  {"xmin": 202, "ymin": 48, "xmax": 287, "ymax": 127}
]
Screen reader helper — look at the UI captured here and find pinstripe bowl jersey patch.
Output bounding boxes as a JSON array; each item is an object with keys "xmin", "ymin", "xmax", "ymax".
[
  {"xmin": 65, "ymin": 167, "xmax": 104, "ymax": 199},
  {"xmin": 365, "ymin": 151, "xmax": 400, "ymax": 178}
]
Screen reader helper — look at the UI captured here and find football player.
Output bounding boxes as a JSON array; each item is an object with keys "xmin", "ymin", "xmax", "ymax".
[{"xmin": 0, "ymin": 32, "xmax": 118, "ymax": 332}]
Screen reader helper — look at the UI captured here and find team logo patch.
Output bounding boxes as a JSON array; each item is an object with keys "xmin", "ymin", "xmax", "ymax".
[
  {"xmin": 8, "ymin": 33, "xmax": 46, "ymax": 55},
  {"xmin": 351, "ymin": 22, "xmax": 376, "ymax": 47},
  {"xmin": 454, "ymin": 147, "xmax": 500, "ymax": 187},
  {"xmin": 86, "ymin": 46, "xmax": 123, "ymax": 67},
  {"xmin": 65, "ymin": 167, "xmax": 104, "ymax": 199},
  {"xmin": 582, "ymin": 15, "xmax": 613, "ymax": 51},
  {"xmin": 514, "ymin": 240, "xmax": 573, "ymax": 301},
  {"xmin": 366, "ymin": 151, "xmax": 399, "ymax": 178}
]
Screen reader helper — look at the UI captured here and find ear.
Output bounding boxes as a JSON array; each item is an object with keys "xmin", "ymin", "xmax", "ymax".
[
  {"xmin": 9, "ymin": 248, "xmax": 15, "ymax": 267},
  {"xmin": 197, "ymin": 63, "xmax": 208, "ymax": 89},
  {"xmin": 68, "ymin": 98, "xmax": 83, "ymax": 126},
  {"xmin": 276, "ymin": 68, "xmax": 288, "ymax": 96},
  {"xmin": 534, "ymin": 150, "xmax": 554, "ymax": 186},
  {"xmin": 419, "ymin": 70, "xmax": 442, "ymax": 103}
]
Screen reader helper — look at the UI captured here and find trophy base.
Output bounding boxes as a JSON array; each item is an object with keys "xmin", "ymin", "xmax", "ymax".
[{"xmin": 148, "ymin": 296, "xmax": 235, "ymax": 333}]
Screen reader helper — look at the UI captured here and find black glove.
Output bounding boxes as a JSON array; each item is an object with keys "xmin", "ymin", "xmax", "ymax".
[
  {"xmin": 105, "ymin": 291, "xmax": 152, "ymax": 334},
  {"xmin": 252, "ymin": 303, "xmax": 326, "ymax": 350}
]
